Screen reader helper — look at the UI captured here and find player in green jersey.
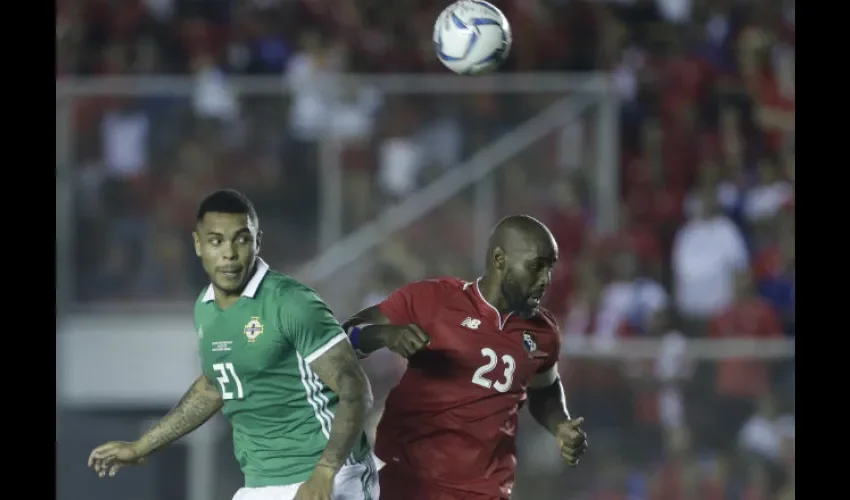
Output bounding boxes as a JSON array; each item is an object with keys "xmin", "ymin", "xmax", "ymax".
[{"xmin": 88, "ymin": 189, "xmax": 378, "ymax": 500}]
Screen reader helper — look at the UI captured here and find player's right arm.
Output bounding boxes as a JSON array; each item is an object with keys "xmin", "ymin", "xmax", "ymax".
[
  {"xmin": 88, "ymin": 374, "xmax": 223, "ymax": 478},
  {"xmin": 343, "ymin": 280, "xmax": 438, "ymax": 357},
  {"xmin": 342, "ymin": 306, "xmax": 429, "ymax": 357}
]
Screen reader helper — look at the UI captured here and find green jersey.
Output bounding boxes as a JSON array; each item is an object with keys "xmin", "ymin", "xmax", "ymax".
[{"xmin": 194, "ymin": 259, "xmax": 371, "ymax": 487}]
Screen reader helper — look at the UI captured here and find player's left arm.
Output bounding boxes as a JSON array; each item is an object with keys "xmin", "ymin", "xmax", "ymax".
[
  {"xmin": 527, "ymin": 363, "xmax": 571, "ymax": 435},
  {"xmin": 283, "ymin": 289, "xmax": 374, "ymax": 474},
  {"xmin": 528, "ymin": 364, "xmax": 587, "ymax": 466},
  {"xmin": 526, "ymin": 318, "xmax": 587, "ymax": 466}
]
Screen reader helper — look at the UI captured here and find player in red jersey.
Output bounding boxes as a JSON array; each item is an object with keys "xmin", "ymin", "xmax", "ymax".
[{"xmin": 343, "ymin": 215, "xmax": 588, "ymax": 499}]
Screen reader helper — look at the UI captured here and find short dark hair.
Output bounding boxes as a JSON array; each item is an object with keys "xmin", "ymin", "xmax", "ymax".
[{"xmin": 196, "ymin": 189, "xmax": 259, "ymax": 226}]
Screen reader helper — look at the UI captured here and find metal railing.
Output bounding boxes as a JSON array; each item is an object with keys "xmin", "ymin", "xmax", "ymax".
[{"xmin": 296, "ymin": 94, "xmax": 597, "ymax": 284}]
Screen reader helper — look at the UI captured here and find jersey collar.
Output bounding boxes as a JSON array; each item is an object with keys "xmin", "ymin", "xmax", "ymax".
[
  {"xmin": 467, "ymin": 277, "xmax": 514, "ymax": 331},
  {"xmin": 201, "ymin": 258, "xmax": 270, "ymax": 302}
]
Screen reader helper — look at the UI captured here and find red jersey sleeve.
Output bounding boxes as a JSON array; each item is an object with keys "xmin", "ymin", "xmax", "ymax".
[
  {"xmin": 378, "ymin": 279, "xmax": 443, "ymax": 326},
  {"xmin": 535, "ymin": 308, "xmax": 563, "ymax": 374}
]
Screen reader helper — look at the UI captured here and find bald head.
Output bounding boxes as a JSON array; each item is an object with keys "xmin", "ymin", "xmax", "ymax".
[
  {"xmin": 484, "ymin": 215, "xmax": 558, "ymax": 316},
  {"xmin": 487, "ymin": 215, "xmax": 558, "ymax": 260}
]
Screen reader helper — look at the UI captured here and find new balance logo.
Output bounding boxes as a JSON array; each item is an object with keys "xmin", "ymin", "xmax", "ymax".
[{"xmin": 461, "ymin": 317, "xmax": 482, "ymax": 330}]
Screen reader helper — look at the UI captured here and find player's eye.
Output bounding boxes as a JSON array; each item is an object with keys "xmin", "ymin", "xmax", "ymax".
[
  {"xmin": 208, "ymin": 238, "xmax": 222, "ymax": 246},
  {"xmin": 236, "ymin": 236, "xmax": 252, "ymax": 245}
]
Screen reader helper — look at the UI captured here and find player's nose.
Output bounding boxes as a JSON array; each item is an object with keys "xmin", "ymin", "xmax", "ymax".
[
  {"xmin": 220, "ymin": 243, "xmax": 238, "ymax": 260},
  {"xmin": 538, "ymin": 270, "xmax": 552, "ymax": 289}
]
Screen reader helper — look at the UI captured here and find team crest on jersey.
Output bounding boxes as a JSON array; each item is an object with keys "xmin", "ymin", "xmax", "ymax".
[
  {"xmin": 522, "ymin": 331, "xmax": 537, "ymax": 352},
  {"xmin": 244, "ymin": 317, "xmax": 264, "ymax": 343}
]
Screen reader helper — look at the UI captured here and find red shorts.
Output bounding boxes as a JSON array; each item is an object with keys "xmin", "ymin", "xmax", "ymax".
[{"xmin": 378, "ymin": 462, "xmax": 501, "ymax": 500}]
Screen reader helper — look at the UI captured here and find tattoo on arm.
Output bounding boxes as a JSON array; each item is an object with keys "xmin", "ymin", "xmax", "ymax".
[
  {"xmin": 527, "ymin": 378, "xmax": 571, "ymax": 436},
  {"xmin": 136, "ymin": 375, "xmax": 223, "ymax": 456},
  {"xmin": 309, "ymin": 340, "xmax": 373, "ymax": 471}
]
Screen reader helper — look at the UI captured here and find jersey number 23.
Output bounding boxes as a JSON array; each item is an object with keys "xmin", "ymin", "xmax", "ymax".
[{"xmin": 471, "ymin": 348, "xmax": 516, "ymax": 393}]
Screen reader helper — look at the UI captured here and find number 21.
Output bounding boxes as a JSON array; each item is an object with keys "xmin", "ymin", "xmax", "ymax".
[
  {"xmin": 213, "ymin": 362, "xmax": 244, "ymax": 400},
  {"xmin": 471, "ymin": 348, "xmax": 516, "ymax": 393}
]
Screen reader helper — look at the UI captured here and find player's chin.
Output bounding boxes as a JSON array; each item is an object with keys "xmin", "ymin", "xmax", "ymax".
[
  {"xmin": 519, "ymin": 297, "xmax": 541, "ymax": 317},
  {"xmin": 215, "ymin": 272, "xmax": 247, "ymax": 292}
]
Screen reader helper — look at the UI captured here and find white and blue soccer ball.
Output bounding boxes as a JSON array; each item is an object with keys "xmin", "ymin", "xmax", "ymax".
[{"xmin": 433, "ymin": 0, "xmax": 512, "ymax": 75}]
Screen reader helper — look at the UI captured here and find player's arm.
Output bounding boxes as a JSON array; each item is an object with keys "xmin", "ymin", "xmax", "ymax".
[
  {"xmin": 309, "ymin": 341, "xmax": 373, "ymax": 472},
  {"xmin": 135, "ymin": 374, "xmax": 223, "ymax": 455},
  {"xmin": 344, "ymin": 305, "xmax": 431, "ymax": 357},
  {"xmin": 89, "ymin": 374, "xmax": 223, "ymax": 476},
  {"xmin": 527, "ymin": 365, "xmax": 571, "ymax": 435},
  {"xmin": 285, "ymin": 290, "xmax": 373, "ymax": 474},
  {"xmin": 528, "ymin": 365, "xmax": 588, "ymax": 467},
  {"xmin": 343, "ymin": 282, "xmax": 434, "ymax": 357},
  {"xmin": 341, "ymin": 305, "xmax": 393, "ymax": 355}
]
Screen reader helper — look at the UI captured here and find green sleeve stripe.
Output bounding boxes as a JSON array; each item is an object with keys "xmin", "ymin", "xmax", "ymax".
[{"xmin": 304, "ymin": 332, "xmax": 348, "ymax": 364}]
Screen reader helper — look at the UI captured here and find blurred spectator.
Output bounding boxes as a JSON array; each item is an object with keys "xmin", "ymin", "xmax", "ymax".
[
  {"xmin": 192, "ymin": 54, "xmax": 239, "ymax": 125},
  {"xmin": 743, "ymin": 156, "xmax": 793, "ymax": 225},
  {"xmin": 94, "ymin": 98, "xmax": 154, "ymax": 299},
  {"xmin": 739, "ymin": 434, "xmax": 794, "ymax": 500},
  {"xmin": 738, "ymin": 394, "xmax": 794, "ymax": 466},
  {"xmin": 102, "ymin": 100, "xmax": 150, "ymax": 180},
  {"xmin": 611, "ymin": 204, "xmax": 663, "ymax": 275},
  {"xmin": 562, "ymin": 257, "xmax": 603, "ymax": 340},
  {"xmin": 561, "ymin": 256, "xmax": 633, "ymax": 434},
  {"xmin": 284, "ymin": 32, "xmax": 346, "ymax": 235},
  {"xmin": 718, "ymin": 107, "xmax": 746, "ymax": 178},
  {"xmin": 683, "ymin": 161, "xmax": 741, "ymax": 221},
  {"xmin": 377, "ymin": 135, "xmax": 423, "ymax": 199},
  {"xmin": 541, "ymin": 178, "xmax": 589, "ymax": 319},
  {"xmin": 705, "ymin": 270, "xmax": 783, "ymax": 448},
  {"xmin": 648, "ymin": 426, "xmax": 726, "ymax": 500},
  {"xmin": 672, "ymin": 190, "xmax": 748, "ymax": 329},
  {"xmin": 545, "ymin": 178, "xmax": 589, "ymax": 261},
  {"xmin": 597, "ymin": 250, "xmax": 667, "ymax": 338},
  {"xmin": 625, "ymin": 307, "xmax": 692, "ymax": 460},
  {"xmin": 753, "ymin": 215, "xmax": 795, "ymax": 334},
  {"xmin": 656, "ymin": 0, "xmax": 692, "ymax": 25}
]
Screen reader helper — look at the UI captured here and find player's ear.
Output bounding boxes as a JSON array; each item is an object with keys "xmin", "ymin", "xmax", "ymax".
[
  {"xmin": 492, "ymin": 247, "xmax": 507, "ymax": 271},
  {"xmin": 256, "ymin": 230, "xmax": 263, "ymax": 251},
  {"xmin": 192, "ymin": 231, "xmax": 202, "ymax": 257}
]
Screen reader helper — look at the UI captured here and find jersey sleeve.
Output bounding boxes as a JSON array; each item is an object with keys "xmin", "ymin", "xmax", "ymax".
[
  {"xmin": 378, "ymin": 279, "xmax": 442, "ymax": 325},
  {"xmin": 280, "ymin": 287, "xmax": 349, "ymax": 365},
  {"xmin": 537, "ymin": 310, "xmax": 563, "ymax": 374}
]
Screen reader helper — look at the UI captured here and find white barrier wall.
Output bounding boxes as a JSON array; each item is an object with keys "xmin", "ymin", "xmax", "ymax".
[{"xmin": 57, "ymin": 313, "xmax": 200, "ymax": 407}]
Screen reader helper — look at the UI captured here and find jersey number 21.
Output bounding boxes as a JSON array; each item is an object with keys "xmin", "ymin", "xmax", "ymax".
[{"xmin": 213, "ymin": 362, "xmax": 245, "ymax": 400}]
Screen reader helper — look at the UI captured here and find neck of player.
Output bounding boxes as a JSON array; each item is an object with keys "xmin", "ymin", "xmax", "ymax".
[
  {"xmin": 478, "ymin": 274, "xmax": 511, "ymax": 314},
  {"xmin": 214, "ymin": 286, "xmax": 242, "ymax": 309},
  {"xmin": 214, "ymin": 262, "xmax": 257, "ymax": 309}
]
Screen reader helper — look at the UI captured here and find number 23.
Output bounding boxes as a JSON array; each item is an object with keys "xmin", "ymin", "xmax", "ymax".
[{"xmin": 471, "ymin": 348, "xmax": 516, "ymax": 393}]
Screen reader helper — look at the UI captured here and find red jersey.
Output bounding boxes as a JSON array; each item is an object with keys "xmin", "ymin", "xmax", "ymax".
[{"xmin": 375, "ymin": 277, "xmax": 561, "ymax": 498}]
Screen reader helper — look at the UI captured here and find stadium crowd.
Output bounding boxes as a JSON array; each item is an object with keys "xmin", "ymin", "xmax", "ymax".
[{"xmin": 57, "ymin": 0, "xmax": 794, "ymax": 498}]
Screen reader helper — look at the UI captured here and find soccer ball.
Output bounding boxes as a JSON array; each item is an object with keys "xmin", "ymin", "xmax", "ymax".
[{"xmin": 433, "ymin": 0, "xmax": 512, "ymax": 75}]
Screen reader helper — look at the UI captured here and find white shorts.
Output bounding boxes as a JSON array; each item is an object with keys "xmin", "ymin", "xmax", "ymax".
[{"xmin": 232, "ymin": 455, "xmax": 380, "ymax": 500}]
